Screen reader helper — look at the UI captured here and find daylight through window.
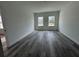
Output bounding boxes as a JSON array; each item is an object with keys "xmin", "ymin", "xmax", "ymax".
[
  {"xmin": 48, "ymin": 16, "xmax": 55, "ymax": 26},
  {"xmin": 38, "ymin": 17, "xmax": 43, "ymax": 26}
]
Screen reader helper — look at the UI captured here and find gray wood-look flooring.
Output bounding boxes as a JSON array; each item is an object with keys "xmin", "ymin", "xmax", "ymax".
[{"xmin": 7, "ymin": 31, "xmax": 79, "ymax": 57}]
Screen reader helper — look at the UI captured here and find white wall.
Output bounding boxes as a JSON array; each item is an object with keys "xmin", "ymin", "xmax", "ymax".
[
  {"xmin": 1, "ymin": 5, "xmax": 34, "ymax": 47},
  {"xmin": 59, "ymin": 2, "xmax": 79, "ymax": 44}
]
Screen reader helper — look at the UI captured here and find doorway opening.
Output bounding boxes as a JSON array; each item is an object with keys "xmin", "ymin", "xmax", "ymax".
[{"xmin": 0, "ymin": 13, "xmax": 8, "ymax": 56}]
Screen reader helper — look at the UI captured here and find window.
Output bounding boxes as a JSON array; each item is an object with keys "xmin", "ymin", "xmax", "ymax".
[
  {"xmin": 38, "ymin": 17, "xmax": 43, "ymax": 26},
  {"xmin": 48, "ymin": 16, "xmax": 55, "ymax": 26},
  {"xmin": 34, "ymin": 11, "xmax": 59, "ymax": 30}
]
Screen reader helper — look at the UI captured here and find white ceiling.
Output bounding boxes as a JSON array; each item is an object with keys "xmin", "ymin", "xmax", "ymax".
[{"xmin": 0, "ymin": 1, "xmax": 71, "ymax": 12}]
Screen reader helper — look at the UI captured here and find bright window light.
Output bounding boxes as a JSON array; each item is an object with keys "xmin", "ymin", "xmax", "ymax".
[
  {"xmin": 0, "ymin": 16, "xmax": 3, "ymax": 29},
  {"xmin": 48, "ymin": 16, "xmax": 55, "ymax": 26},
  {"xmin": 38, "ymin": 17, "xmax": 43, "ymax": 26}
]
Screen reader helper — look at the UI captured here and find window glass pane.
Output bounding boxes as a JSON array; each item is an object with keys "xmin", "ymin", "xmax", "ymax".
[
  {"xmin": 38, "ymin": 17, "xmax": 43, "ymax": 26},
  {"xmin": 48, "ymin": 16, "xmax": 55, "ymax": 26}
]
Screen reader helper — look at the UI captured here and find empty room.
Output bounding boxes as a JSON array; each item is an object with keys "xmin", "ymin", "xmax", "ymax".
[{"xmin": 0, "ymin": 1, "xmax": 79, "ymax": 57}]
